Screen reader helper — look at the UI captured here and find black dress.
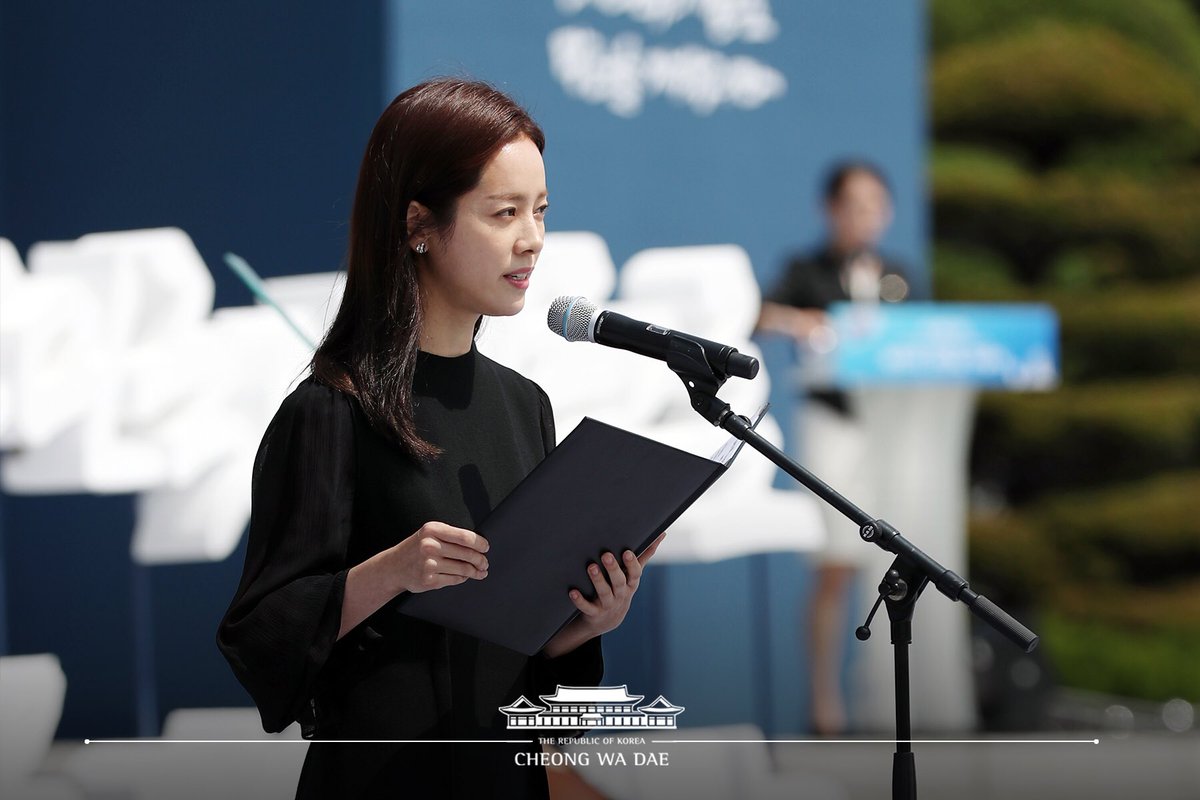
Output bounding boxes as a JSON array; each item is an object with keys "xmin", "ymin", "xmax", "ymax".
[
  {"xmin": 217, "ymin": 344, "xmax": 604, "ymax": 799},
  {"xmin": 767, "ymin": 246, "xmax": 910, "ymax": 415}
]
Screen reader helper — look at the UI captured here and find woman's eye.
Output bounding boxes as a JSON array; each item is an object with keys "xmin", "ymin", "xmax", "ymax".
[
  {"xmin": 535, "ymin": 204, "xmax": 550, "ymax": 216},
  {"xmin": 498, "ymin": 207, "xmax": 517, "ymax": 217}
]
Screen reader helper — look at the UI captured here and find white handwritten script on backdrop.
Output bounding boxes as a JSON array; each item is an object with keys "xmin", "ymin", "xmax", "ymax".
[{"xmin": 547, "ymin": 0, "xmax": 787, "ymax": 117}]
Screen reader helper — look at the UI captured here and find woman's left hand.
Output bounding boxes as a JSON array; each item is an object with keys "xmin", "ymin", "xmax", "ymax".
[{"xmin": 542, "ymin": 533, "xmax": 665, "ymax": 658}]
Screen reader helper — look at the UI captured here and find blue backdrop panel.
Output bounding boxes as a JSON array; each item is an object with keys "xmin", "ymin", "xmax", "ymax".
[{"xmin": 0, "ymin": 0, "xmax": 383, "ymax": 304}]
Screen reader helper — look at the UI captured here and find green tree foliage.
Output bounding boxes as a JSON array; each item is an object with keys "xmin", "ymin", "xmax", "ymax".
[
  {"xmin": 930, "ymin": 0, "xmax": 1200, "ymax": 704},
  {"xmin": 934, "ymin": 21, "xmax": 1200, "ymax": 162},
  {"xmin": 973, "ymin": 378, "xmax": 1200, "ymax": 500},
  {"xmin": 933, "ymin": 149, "xmax": 1200, "ymax": 282},
  {"xmin": 931, "ymin": 0, "xmax": 1200, "ymax": 82}
]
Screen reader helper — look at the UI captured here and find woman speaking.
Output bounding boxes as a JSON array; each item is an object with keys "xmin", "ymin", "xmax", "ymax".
[{"xmin": 217, "ymin": 78, "xmax": 659, "ymax": 798}]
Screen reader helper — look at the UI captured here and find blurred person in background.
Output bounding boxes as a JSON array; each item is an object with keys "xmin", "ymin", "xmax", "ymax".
[{"xmin": 756, "ymin": 161, "xmax": 910, "ymax": 735}]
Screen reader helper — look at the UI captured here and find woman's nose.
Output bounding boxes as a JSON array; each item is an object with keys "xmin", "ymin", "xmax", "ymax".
[{"xmin": 517, "ymin": 215, "xmax": 544, "ymax": 255}]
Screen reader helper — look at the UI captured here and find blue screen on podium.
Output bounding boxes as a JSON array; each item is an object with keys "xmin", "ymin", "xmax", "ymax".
[{"xmin": 821, "ymin": 303, "xmax": 1060, "ymax": 389}]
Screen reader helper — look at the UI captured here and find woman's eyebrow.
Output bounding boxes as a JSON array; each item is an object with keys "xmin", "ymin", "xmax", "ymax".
[{"xmin": 486, "ymin": 190, "xmax": 548, "ymax": 201}]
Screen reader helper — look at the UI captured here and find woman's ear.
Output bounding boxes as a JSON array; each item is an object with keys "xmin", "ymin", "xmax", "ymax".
[{"xmin": 406, "ymin": 201, "xmax": 431, "ymax": 241}]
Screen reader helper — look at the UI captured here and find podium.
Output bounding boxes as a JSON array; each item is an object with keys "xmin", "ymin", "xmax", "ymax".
[{"xmin": 797, "ymin": 302, "xmax": 1058, "ymax": 732}]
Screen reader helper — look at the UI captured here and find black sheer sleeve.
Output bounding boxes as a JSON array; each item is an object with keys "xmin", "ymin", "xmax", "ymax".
[
  {"xmin": 533, "ymin": 382, "xmax": 556, "ymax": 456},
  {"xmin": 216, "ymin": 379, "xmax": 356, "ymax": 733}
]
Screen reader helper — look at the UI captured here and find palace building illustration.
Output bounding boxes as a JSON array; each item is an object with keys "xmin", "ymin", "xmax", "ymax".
[{"xmin": 500, "ymin": 685, "xmax": 685, "ymax": 730}]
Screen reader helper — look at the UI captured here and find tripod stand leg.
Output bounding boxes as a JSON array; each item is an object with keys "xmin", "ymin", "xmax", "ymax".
[
  {"xmin": 892, "ymin": 637, "xmax": 916, "ymax": 799},
  {"xmin": 893, "ymin": 751, "xmax": 917, "ymax": 799}
]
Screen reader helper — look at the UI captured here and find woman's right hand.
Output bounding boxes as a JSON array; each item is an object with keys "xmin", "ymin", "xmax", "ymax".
[
  {"xmin": 389, "ymin": 521, "xmax": 490, "ymax": 594},
  {"xmin": 340, "ymin": 522, "xmax": 489, "ymax": 638}
]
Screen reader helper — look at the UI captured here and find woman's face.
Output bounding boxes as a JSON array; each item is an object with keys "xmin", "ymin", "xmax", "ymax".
[
  {"xmin": 826, "ymin": 170, "xmax": 892, "ymax": 253},
  {"xmin": 418, "ymin": 136, "xmax": 548, "ymax": 329}
]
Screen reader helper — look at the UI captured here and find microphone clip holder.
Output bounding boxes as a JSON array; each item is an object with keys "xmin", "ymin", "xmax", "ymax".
[{"xmin": 665, "ymin": 334, "xmax": 735, "ymax": 426}]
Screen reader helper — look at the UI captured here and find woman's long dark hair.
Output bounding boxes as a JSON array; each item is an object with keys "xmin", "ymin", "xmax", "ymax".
[{"xmin": 312, "ymin": 78, "xmax": 545, "ymax": 460}]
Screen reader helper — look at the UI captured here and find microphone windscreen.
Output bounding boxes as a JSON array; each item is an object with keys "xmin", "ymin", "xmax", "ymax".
[{"xmin": 547, "ymin": 296, "xmax": 597, "ymax": 342}]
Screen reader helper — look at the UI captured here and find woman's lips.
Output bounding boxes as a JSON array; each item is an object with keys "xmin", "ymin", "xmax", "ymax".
[{"xmin": 503, "ymin": 268, "xmax": 532, "ymax": 289}]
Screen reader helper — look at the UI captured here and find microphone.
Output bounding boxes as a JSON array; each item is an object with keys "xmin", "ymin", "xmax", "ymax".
[{"xmin": 546, "ymin": 296, "xmax": 759, "ymax": 380}]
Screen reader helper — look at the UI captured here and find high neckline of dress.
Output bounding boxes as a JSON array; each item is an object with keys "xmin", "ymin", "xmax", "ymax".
[
  {"xmin": 414, "ymin": 343, "xmax": 477, "ymax": 407},
  {"xmin": 417, "ymin": 341, "xmax": 477, "ymax": 364}
]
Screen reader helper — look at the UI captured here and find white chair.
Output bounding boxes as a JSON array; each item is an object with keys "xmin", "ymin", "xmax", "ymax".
[
  {"xmin": 37, "ymin": 228, "xmax": 216, "ymax": 433},
  {"xmin": 132, "ymin": 304, "xmax": 314, "ymax": 564},
  {"xmin": 3, "ymin": 228, "xmax": 215, "ymax": 494},
  {"xmin": 0, "ymin": 653, "xmax": 82, "ymax": 800},
  {"xmin": 1, "ymin": 228, "xmax": 318, "ymax": 562},
  {"xmin": 619, "ymin": 244, "xmax": 762, "ymax": 344},
  {"xmin": 0, "ymin": 238, "xmax": 102, "ymax": 452}
]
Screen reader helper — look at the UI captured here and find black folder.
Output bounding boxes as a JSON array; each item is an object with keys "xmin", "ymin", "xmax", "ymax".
[{"xmin": 395, "ymin": 410, "xmax": 765, "ymax": 655}]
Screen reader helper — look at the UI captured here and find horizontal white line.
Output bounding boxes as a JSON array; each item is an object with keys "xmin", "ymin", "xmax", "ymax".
[
  {"xmin": 650, "ymin": 739, "xmax": 1102, "ymax": 745},
  {"xmin": 85, "ymin": 737, "xmax": 1103, "ymax": 745},
  {"xmin": 84, "ymin": 739, "xmax": 531, "ymax": 745}
]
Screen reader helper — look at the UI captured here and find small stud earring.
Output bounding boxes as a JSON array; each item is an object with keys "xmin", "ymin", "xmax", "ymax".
[{"xmin": 415, "ymin": 242, "xmax": 428, "ymax": 254}]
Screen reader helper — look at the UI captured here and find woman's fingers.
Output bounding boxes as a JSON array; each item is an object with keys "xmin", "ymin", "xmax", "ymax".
[
  {"xmin": 395, "ymin": 522, "xmax": 490, "ymax": 594},
  {"xmin": 419, "ymin": 536, "xmax": 489, "ymax": 572},
  {"xmin": 600, "ymin": 552, "xmax": 627, "ymax": 591},
  {"xmin": 424, "ymin": 556, "xmax": 484, "ymax": 579},
  {"xmin": 638, "ymin": 533, "xmax": 666, "ymax": 566},
  {"xmin": 566, "ymin": 541, "xmax": 662, "ymax": 634},
  {"xmin": 586, "ymin": 561, "xmax": 615, "ymax": 604},
  {"xmin": 421, "ymin": 521, "xmax": 489, "ymax": 554},
  {"xmin": 582, "ymin": 543, "xmax": 658, "ymax": 605},
  {"xmin": 411, "ymin": 557, "xmax": 481, "ymax": 590},
  {"xmin": 569, "ymin": 588, "xmax": 598, "ymax": 616},
  {"xmin": 622, "ymin": 550, "xmax": 643, "ymax": 590},
  {"xmin": 404, "ymin": 522, "xmax": 489, "ymax": 591}
]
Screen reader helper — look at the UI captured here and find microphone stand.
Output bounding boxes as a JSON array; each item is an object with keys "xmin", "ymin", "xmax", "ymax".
[{"xmin": 662, "ymin": 336, "xmax": 1039, "ymax": 800}]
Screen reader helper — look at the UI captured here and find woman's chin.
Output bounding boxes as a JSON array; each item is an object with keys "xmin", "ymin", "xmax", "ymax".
[{"xmin": 490, "ymin": 296, "xmax": 527, "ymax": 318}]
